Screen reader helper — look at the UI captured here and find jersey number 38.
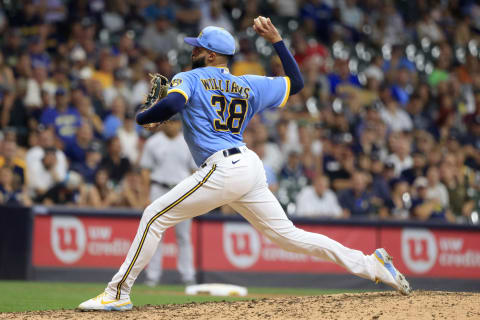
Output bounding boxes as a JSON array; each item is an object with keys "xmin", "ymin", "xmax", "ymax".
[{"xmin": 211, "ymin": 95, "xmax": 248, "ymax": 134}]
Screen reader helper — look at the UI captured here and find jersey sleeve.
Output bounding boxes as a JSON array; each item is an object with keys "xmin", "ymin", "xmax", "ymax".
[
  {"xmin": 244, "ymin": 75, "xmax": 290, "ymax": 112},
  {"xmin": 167, "ymin": 71, "xmax": 196, "ymax": 102}
]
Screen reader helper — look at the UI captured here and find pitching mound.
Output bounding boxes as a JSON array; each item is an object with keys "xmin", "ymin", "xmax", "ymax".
[{"xmin": 1, "ymin": 291, "xmax": 479, "ymax": 319}]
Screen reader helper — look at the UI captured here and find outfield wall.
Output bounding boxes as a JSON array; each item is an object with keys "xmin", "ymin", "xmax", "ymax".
[{"xmin": 2, "ymin": 205, "xmax": 480, "ymax": 291}]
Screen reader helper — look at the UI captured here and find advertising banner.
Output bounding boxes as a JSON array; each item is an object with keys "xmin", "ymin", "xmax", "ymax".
[
  {"xmin": 199, "ymin": 222, "xmax": 377, "ymax": 273},
  {"xmin": 32, "ymin": 214, "xmax": 480, "ymax": 279},
  {"xmin": 380, "ymin": 228, "xmax": 480, "ymax": 279},
  {"xmin": 32, "ymin": 215, "xmax": 195, "ymax": 269}
]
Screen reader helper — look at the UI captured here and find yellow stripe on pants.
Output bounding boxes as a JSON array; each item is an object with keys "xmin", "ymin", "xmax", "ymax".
[{"xmin": 116, "ymin": 165, "xmax": 217, "ymax": 299}]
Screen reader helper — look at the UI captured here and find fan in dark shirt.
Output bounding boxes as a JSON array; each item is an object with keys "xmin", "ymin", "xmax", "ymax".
[{"xmin": 100, "ymin": 136, "xmax": 131, "ymax": 186}]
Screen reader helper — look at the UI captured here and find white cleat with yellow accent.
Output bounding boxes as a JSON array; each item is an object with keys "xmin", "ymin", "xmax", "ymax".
[
  {"xmin": 373, "ymin": 248, "xmax": 412, "ymax": 295},
  {"xmin": 77, "ymin": 292, "xmax": 133, "ymax": 311}
]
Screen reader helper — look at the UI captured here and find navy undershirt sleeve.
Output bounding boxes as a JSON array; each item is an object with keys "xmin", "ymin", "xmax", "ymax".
[
  {"xmin": 136, "ymin": 92, "xmax": 186, "ymax": 125},
  {"xmin": 273, "ymin": 40, "xmax": 304, "ymax": 95}
]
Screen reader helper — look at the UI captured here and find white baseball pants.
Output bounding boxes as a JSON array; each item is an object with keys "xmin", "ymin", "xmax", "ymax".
[
  {"xmin": 106, "ymin": 147, "xmax": 378, "ymax": 299},
  {"xmin": 144, "ymin": 184, "xmax": 195, "ymax": 285}
]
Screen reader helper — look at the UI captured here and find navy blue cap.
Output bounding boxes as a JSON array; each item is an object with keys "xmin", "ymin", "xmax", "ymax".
[{"xmin": 184, "ymin": 26, "xmax": 235, "ymax": 55}]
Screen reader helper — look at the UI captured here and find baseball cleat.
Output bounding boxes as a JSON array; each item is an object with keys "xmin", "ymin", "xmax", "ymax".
[
  {"xmin": 77, "ymin": 292, "xmax": 133, "ymax": 311},
  {"xmin": 373, "ymin": 248, "xmax": 412, "ymax": 295}
]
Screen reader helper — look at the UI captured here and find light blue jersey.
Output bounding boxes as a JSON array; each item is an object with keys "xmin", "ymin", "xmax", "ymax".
[{"xmin": 167, "ymin": 66, "xmax": 290, "ymax": 166}]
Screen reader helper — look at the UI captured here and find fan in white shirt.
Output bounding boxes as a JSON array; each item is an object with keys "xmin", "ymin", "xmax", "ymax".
[{"xmin": 294, "ymin": 175, "xmax": 343, "ymax": 218}]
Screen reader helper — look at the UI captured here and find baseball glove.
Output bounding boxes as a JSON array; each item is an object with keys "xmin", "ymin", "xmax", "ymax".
[{"xmin": 139, "ymin": 73, "xmax": 170, "ymax": 130}]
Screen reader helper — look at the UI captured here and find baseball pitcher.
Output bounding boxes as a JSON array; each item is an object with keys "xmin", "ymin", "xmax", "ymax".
[{"xmin": 79, "ymin": 17, "xmax": 411, "ymax": 311}]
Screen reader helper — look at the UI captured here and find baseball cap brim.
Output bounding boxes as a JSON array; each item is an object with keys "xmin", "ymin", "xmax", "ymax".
[{"xmin": 184, "ymin": 37, "xmax": 202, "ymax": 48}]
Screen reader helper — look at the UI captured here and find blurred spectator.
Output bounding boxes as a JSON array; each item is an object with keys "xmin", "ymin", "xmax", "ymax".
[
  {"xmin": 428, "ymin": 53, "xmax": 452, "ymax": 88},
  {"xmin": 11, "ymin": 1, "xmax": 43, "ymax": 38},
  {"xmin": 339, "ymin": 0, "xmax": 364, "ymax": 32},
  {"xmin": 272, "ymin": 0, "xmax": 299, "ymax": 18},
  {"xmin": 352, "ymin": 124, "xmax": 381, "ymax": 157},
  {"xmin": 253, "ymin": 123, "xmax": 283, "ymax": 174},
  {"xmin": 0, "ymin": 139, "xmax": 27, "ymax": 191},
  {"xmin": 440, "ymin": 153, "xmax": 473, "ymax": 220},
  {"xmin": 130, "ymin": 61, "xmax": 155, "ymax": 107},
  {"xmin": 71, "ymin": 141, "xmax": 102, "ymax": 184},
  {"xmin": 64, "ymin": 122, "xmax": 94, "ymax": 166},
  {"xmin": 141, "ymin": 0, "xmax": 175, "ymax": 22},
  {"xmin": 382, "ymin": 45, "xmax": 415, "ymax": 74},
  {"xmin": 39, "ymin": 171, "xmax": 83, "ymax": 205},
  {"xmin": 232, "ymin": 37, "xmax": 265, "ymax": 76},
  {"xmin": 300, "ymin": 0, "xmax": 334, "ymax": 42},
  {"xmin": 252, "ymin": 141, "xmax": 279, "ymax": 193},
  {"xmin": 327, "ymin": 59, "xmax": 361, "ymax": 95},
  {"xmin": 0, "ymin": 166, "xmax": 32, "ymax": 206},
  {"xmin": 411, "ymin": 176, "xmax": 454, "ymax": 222},
  {"xmin": 34, "ymin": 0, "xmax": 67, "ymax": 24},
  {"xmin": 406, "ymin": 92, "xmax": 432, "ymax": 131},
  {"xmin": 386, "ymin": 132, "xmax": 413, "ymax": 177},
  {"xmin": 374, "ymin": 1, "xmax": 405, "ymax": 45},
  {"xmin": 119, "ymin": 167, "xmax": 149, "ymax": 209},
  {"xmin": 104, "ymin": 68, "xmax": 132, "ymax": 108},
  {"xmin": 294, "ymin": 174, "xmax": 342, "ymax": 218},
  {"xmin": 82, "ymin": 167, "xmax": 119, "ymax": 208},
  {"xmin": 323, "ymin": 140, "xmax": 355, "ymax": 191},
  {"xmin": 28, "ymin": 147, "xmax": 64, "ymax": 200},
  {"xmin": 400, "ymin": 152, "xmax": 427, "ymax": 185},
  {"xmin": 278, "ymin": 150, "xmax": 308, "ymax": 214},
  {"xmin": 417, "ymin": 11, "xmax": 445, "ymax": 42},
  {"xmin": 292, "ymin": 30, "xmax": 329, "ymax": 74},
  {"xmin": 91, "ymin": 53, "xmax": 114, "ymax": 90},
  {"xmin": 379, "ymin": 86, "xmax": 413, "ymax": 132},
  {"xmin": 24, "ymin": 63, "xmax": 55, "ymax": 109},
  {"xmin": 199, "ymin": 0, "xmax": 234, "ymax": 33},
  {"xmin": 273, "ymin": 118, "xmax": 300, "ymax": 157},
  {"xmin": 40, "ymin": 87, "xmax": 82, "ymax": 146},
  {"xmin": 390, "ymin": 67, "xmax": 413, "ymax": 106},
  {"xmin": 384, "ymin": 178, "xmax": 411, "ymax": 219},
  {"xmin": 117, "ymin": 110, "xmax": 140, "ymax": 164},
  {"xmin": 173, "ymin": 0, "xmax": 201, "ymax": 34},
  {"xmin": 370, "ymin": 157, "xmax": 395, "ymax": 205},
  {"xmin": 139, "ymin": 14, "xmax": 178, "ymax": 56},
  {"xmin": 26, "ymin": 126, "xmax": 67, "ymax": 177},
  {"xmin": 100, "ymin": 136, "xmax": 131, "ymax": 186},
  {"xmin": 425, "ymin": 166, "xmax": 449, "ymax": 208},
  {"xmin": 463, "ymin": 115, "xmax": 480, "ymax": 150},
  {"xmin": 103, "ymin": 96, "xmax": 127, "ymax": 139},
  {"xmin": 0, "ymin": 52, "xmax": 16, "ymax": 127},
  {"xmin": 339, "ymin": 170, "xmax": 376, "ymax": 218},
  {"xmin": 76, "ymin": 95, "xmax": 103, "ymax": 136}
]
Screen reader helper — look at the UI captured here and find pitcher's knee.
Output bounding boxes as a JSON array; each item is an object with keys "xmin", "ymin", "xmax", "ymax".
[{"xmin": 142, "ymin": 203, "xmax": 162, "ymax": 222}]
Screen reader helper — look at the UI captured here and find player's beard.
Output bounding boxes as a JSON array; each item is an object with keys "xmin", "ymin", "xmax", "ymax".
[{"xmin": 192, "ymin": 55, "xmax": 206, "ymax": 69}]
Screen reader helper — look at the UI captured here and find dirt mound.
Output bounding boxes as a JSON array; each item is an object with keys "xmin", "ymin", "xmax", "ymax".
[{"xmin": 1, "ymin": 291, "xmax": 479, "ymax": 320}]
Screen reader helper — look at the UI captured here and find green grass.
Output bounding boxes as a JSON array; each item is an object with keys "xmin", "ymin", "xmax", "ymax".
[{"xmin": 0, "ymin": 281, "xmax": 363, "ymax": 313}]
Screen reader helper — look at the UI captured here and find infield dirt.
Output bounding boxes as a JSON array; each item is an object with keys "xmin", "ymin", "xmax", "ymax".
[{"xmin": 1, "ymin": 291, "xmax": 479, "ymax": 319}]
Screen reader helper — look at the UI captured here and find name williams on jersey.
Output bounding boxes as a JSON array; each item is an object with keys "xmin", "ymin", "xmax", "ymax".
[{"xmin": 200, "ymin": 78, "xmax": 251, "ymax": 99}]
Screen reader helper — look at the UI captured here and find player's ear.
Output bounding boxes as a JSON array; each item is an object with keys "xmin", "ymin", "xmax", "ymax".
[{"xmin": 207, "ymin": 50, "xmax": 216, "ymax": 63}]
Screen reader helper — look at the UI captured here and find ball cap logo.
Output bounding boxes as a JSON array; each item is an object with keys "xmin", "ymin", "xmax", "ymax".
[
  {"xmin": 401, "ymin": 228, "xmax": 437, "ymax": 274},
  {"xmin": 51, "ymin": 216, "xmax": 87, "ymax": 264},
  {"xmin": 223, "ymin": 222, "xmax": 260, "ymax": 269}
]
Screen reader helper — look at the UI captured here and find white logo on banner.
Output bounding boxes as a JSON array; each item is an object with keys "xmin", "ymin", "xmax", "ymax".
[
  {"xmin": 401, "ymin": 229, "xmax": 437, "ymax": 274},
  {"xmin": 51, "ymin": 216, "xmax": 87, "ymax": 264},
  {"xmin": 223, "ymin": 223, "xmax": 260, "ymax": 269}
]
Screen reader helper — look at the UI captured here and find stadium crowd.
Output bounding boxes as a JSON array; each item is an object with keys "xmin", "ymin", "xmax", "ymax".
[{"xmin": 0, "ymin": 0, "xmax": 480, "ymax": 224}]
